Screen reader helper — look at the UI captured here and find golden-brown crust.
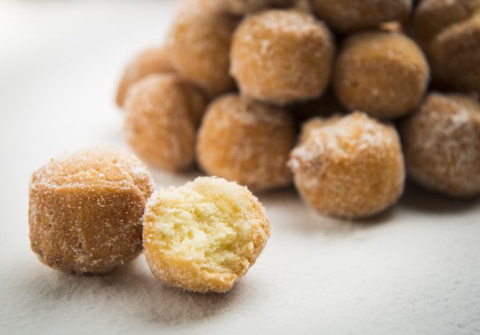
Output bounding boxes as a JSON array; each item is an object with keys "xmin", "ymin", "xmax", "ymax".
[
  {"xmin": 143, "ymin": 177, "xmax": 270, "ymax": 293},
  {"xmin": 411, "ymin": 0, "xmax": 480, "ymax": 92},
  {"xmin": 311, "ymin": 0, "xmax": 412, "ymax": 33},
  {"xmin": 196, "ymin": 94, "xmax": 295, "ymax": 191},
  {"xmin": 29, "ymin": 148, "xmax": 154, "ymax": 274},
  {"xmin": 289, "ymin": 112, "xmax": 405, "ymax": 219},
  {"xmin": 230, "ymin": 9, "xmax": 335, "ymax": 105},
  {"xmin": 411, "ymin": 0, "xmax": 480, "ymax": 47},
  {"xmin": 124, "ymin": 74, "xmax": 206, "ymax": 171},
  {"xmin": 429, "ymin": 16, "xmax": 480, "ymax": 93},
  {"xmin": 116, "ymin": 46, "xmax": 174, "ymax": 108},
  {"xmin": 401, "ymin": 93, "xmax": 480, "ymax": 197},
  {"xmin": 333, "ymin": 31, "xmax": 429, "ymax": 119},
  {"xmin": 167, "ymin": 0, "xmax": 238, "ymax": 97}
]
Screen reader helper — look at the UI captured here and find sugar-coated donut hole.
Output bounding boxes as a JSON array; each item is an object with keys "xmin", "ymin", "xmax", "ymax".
[
  {"xmin": 311, "ymin": 0, "xmax": 412, "ymax": 33},
  {"xmin": 412, "ymin": 0, "xmax": 480, "ymax": 92},
  {"xmin": 401, "ymin": 93, "xmax": 480, "ymax": 197},
  {"xmin": 196, "ymin": 94, "xmax": 295, "ymax": 191},
  {"xmin": 143, "ymin": 176, "xmax": 271, "ymax": 293},
  {"xmin": 116, "ymin": 46, "xmax": 174, "ymax": 107},
  {"xmin": 29, "ymin": 148, "xmax": 154, "ymax": 274},
  {"xmin": 429, "ymin": 16, "xmax": 480, "ymax": 93},
  {"xmin": 109, "ymin": 0, "xmax": 478, "ymax": 237},
  {"xmin": 167, "ymin": 0, "xmax": 238, "ymax": 97},
  {"xmin": 230, "ymin": 9, "xmax": 335, "ymax": 105},
  {"xmin": 124, "ymin": 74, "xmax": 207, "ymax": 171},
  {"xmin": 411, "ymin": 0, "xmax": 480, "ymax": 45},
  {"xmin": 333, "ymin": 31, "xmax": 430, "ymax": 120},
  {"xmin": 289, "ymin": 112, "xmax": 405, "ymax": 219}
]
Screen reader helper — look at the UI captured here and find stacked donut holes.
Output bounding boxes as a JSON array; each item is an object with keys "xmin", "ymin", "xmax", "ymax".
[{"xmin": 117, "ymin": 0, "xmax": 480, "ymax": 219}]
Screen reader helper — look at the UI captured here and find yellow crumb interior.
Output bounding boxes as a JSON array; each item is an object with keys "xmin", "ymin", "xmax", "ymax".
[{"xmin": 146, "ymin": 182, "xmax": 256, "ymax": 275}]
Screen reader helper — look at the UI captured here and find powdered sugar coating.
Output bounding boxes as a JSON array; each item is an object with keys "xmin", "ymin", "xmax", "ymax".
[
  {"xmin": 116, "ymin": 46, "xmax": 174, "ymax": 107},
  {"xmin": 29, "ymin": 148, "xmax": 154, "ymax": 274},
  {"xmin": 311, "ymin": 0, "xmax": 412, "ymax": 33},
  {"xmin": 333, "ymin": 31, "xmax": 429, "ymax": 119},
  {"xmin": 124, "ymin": 74, "xmax": 206, "ymax": 171},
  {"xmin": 289, "ymin": 112, "xmax": 405, "ymax": 219},
  {"xmin": 167, "ymin": 0, "xmax": 238, "ymax": 96},
  {"xmin": 197, "ymin": 94, "xmax": 295, "ymax": 191},
  {"xmin": 401, "ymin": 93, "xmax": 480, "ymax": 197},
  {"xmin": 230, "ymin": 9, "xmax": 335, "ymax": 105}
]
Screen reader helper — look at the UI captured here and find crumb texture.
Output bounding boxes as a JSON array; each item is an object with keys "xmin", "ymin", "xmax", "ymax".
[{"xmin": 143, "ymin": 177, "xmax": 270, "ymax": 293}]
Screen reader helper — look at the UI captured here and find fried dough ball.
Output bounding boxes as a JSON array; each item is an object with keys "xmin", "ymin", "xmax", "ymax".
[
  {"xmin": 333, "ymin": 32, "xmax": 429, "ymax": 119},
  {"xmin": 230, "ymin": 9, "xmax": 335, "ymax": 105},
  {"xmin": 288, "ymin": 112, "xmax": 405, "ymax": 219},
  {"xmin": 196, "ymin": 94, "xmax": 295, "ymax": 191},
  {"xmin": 310, "ymin": 0, "xmax": 412, "ymax": 33},
  {"xmin": 116, "ymin": 46, "xmax": 174, "ymax": 107},
  {"xmin": 29, "ymin": 148, "xmax": 154, "ymax": 274},
  {"xmin": 124, "ymin": 74, "xmax": 207, "ymax": 171},
  {"xmin": 167, "ymin": 0, "xmax": 238, "ymax": 96},
  {"xmin": 412, "ymin": 0, "xmax": 480, "ymax": 93},
  {"xmin": 411, "ymin": 0, "xmax": 480, "ymax": 47},
  {"xmin": 401, "ymin": 93, "xmax": 480, "ymax": 197},
  {"xmin": 215, "ymin": 0, "xmax": 294, "ymax": 15},
  {"xmin": 143, "ymin": 177, "xmax": 271, "ymax": 293}
]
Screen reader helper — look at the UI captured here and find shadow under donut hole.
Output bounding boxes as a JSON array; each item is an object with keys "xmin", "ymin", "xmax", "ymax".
[{"xmin": 16, "ymin": 256, "xmax": 242, "ymax": 328}]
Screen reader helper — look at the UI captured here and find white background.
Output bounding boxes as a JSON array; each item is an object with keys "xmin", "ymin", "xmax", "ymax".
[{"xmin": 0, "ymin": 1, "xmax": 479, "ymax": 334}]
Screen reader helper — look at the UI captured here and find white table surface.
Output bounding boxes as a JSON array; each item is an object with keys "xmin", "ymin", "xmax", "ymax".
[{"xmin": 1, "ymin": 1, "xmax": 479, "ymax": 334}]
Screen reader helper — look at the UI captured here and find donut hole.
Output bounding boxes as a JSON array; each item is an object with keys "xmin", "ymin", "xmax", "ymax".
[
  {"xmin": 143, "ymin": 177, "xmax": 270, "ymax": 292},
  {"xmin": 147, "ymin": 188, "xmax": 251, "ymax": 274}
]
